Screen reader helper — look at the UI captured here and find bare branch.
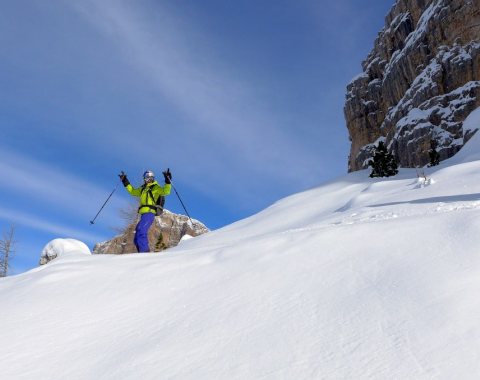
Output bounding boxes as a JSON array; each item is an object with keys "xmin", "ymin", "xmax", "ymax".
[
  {"xmin": 0, "ymin": 225, "xmax": 16, "ymax": 277},
  {"xmin": 112, "ymin": 201, "xmax": 139, "ymax": 235}
]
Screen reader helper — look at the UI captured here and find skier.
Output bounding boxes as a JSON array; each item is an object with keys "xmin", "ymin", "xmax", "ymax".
[{"xmin": 118, "ymin": 169, "xmax": 172, "ymax": 252}]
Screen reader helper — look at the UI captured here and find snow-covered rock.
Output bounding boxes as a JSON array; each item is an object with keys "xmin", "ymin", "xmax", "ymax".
[
  {"xmin": 93, "ymin": 210, "xmax": 209, "ymax": 254},
  {"xmin": 345, "ymin": 0, "xmax": 480, "ymax": 171},
  {"xmin": 39, "ymin": 238, "xmax": 91, "ymax": 265}
]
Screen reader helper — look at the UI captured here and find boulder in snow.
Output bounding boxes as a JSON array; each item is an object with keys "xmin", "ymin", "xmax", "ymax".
[{"xmin": 39, "ymin": 238, "xmax": 91, "ymax": 265}]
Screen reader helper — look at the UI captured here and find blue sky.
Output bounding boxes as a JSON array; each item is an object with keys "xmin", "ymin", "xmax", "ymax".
[{"xmin": 0, "ymin": 0, "xmax": 394, "ymax": 273}]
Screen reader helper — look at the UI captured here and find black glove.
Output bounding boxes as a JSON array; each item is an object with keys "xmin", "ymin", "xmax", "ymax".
[
  {"xmin": 162, "ymin": 168, "xmax": 172, "ymax": 184},
  {"xmin": 119, "ymin": 171, "xmax": 130, "ymax": 187}
]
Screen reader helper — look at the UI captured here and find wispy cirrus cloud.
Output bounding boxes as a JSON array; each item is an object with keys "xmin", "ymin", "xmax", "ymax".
[
  {"xmin": 66, "ymin": 0, "xmax": 322, "ymax": 192},
  {"xmin": 0, "ymin": 146, "xmax": 128, "ymax": 222},
  {"xmin": 0, "ymin": 206, "xmax": 107, "ymax": 244}
]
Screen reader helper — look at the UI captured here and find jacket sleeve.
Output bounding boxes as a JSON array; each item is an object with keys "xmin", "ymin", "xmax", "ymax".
[
  {"xmin": 153, "ymin": 183, "xmax": 171, "ymax": 197},
  {"xmin": 126, "ymin": 184, "xmax": 142, "ymax": 197}
]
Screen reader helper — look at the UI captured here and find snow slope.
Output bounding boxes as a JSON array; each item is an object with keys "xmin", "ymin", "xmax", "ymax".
[{"xmin": 2, "ymin": 113, "xmax": 480, "ymax": 379}]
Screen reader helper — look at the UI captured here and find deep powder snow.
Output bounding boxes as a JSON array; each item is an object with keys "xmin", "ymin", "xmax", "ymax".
[{"xmin": 1, "ymin": 111, "xmax": 480, "ymax": 379}]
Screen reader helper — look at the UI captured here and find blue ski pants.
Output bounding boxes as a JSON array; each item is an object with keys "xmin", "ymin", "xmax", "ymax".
[{"xmin": 134, "ymin": 212, "xmax": 155, "ymax": 253}]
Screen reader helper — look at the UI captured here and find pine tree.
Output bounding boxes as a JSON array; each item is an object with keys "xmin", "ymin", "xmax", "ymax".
[
  {"xmin": 154, "ymin": 233, "xmax": 167, "ymax": 252},
  {"xmin": 428, "ymin": 139, "xmax": 440, "ymax": 167},
  {"xmin": 368, "ymin": 141, "xmax": 398, "ymax": 178}
]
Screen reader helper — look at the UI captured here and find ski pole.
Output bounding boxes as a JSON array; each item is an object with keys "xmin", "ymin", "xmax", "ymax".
[
  {"xmin": 90, "ymin": 182, "xmax": 119, "ymax": 225},
  {"xmin": 170, "ymin": 180, "xmax": 194, "ymax": 226}
]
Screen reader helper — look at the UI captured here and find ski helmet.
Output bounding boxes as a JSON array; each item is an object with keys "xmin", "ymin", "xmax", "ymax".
[{"xmin": 143, "ymin": 170, "xmax": 155, "ymax": 182}]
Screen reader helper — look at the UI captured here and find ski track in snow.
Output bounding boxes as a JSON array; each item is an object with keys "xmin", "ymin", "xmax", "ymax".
[{"xmin": 283, "ymin": 177, "xmax": 480, "ymax": 236}]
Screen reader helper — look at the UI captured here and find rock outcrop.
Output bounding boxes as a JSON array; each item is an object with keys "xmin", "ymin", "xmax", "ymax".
[
  {"xmin": 93, "ymin": 210, "xmax": 209, "ymax": 254},
  {"xmin": 345, "ymin": 0, "xmax": 480, "ymax": 171}
]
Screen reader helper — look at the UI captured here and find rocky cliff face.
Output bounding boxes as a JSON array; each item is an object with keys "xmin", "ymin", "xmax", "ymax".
[
  {"xmin": 345, "ymin": 0, "xmax": 480, "ymax": 171},
  {"xmin": 93, "ymin": 210, "xmax": 209, "ymax": 254}
]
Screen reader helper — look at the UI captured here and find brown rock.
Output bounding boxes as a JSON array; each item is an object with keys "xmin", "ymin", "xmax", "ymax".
[
  {"xmin": 93, "ymin": 210, "xmax": 209, "ymax": 254},
  {"xmin": 345, "ymin": 0, "xmax": 480, "ymax": 171}
]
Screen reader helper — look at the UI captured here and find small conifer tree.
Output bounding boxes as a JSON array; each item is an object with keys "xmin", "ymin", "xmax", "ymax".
[
  {"xmin": 154, "ymin": 233, "xmax": 168, "ymax": 252},
  {"xmin": 428, "ymin": 139, "xmax": 440, "ymax": 167},
  {"xmin": 368, "ymin": 141, "xmax": 398, "ymax": 178}
]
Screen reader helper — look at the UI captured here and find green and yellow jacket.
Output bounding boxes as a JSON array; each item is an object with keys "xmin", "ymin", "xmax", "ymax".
[{"xmin": 126, "ymin": 181, "xmax": 171, "ymax": 215}]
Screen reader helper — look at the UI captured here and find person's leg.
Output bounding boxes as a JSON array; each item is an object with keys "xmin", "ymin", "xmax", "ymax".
[{"xmin": 134, "ymin": 213, "xmax": 155, "ymax": 252}]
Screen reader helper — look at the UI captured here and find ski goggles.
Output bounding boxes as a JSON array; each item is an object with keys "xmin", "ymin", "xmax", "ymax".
[{"xmin": 143, "ymin": 170, "xmax": 155, "ymax": 181}]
